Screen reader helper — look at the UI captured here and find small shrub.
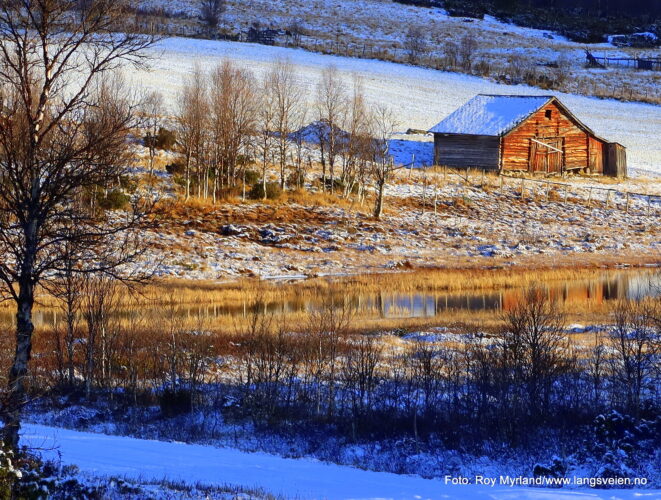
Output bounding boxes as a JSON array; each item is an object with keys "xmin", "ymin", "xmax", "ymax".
[
  {"xmin": 533, "ymin": 456, "xmax": 567, "ymax": 483},
  {"xmin": 216, "ymin": 186, "xmax": 243, "ymax": 201},
  {"xmin": 155, "ymin": 127, "xmax": 177, "ymax": 150},
  {"xmin": 98, "ymin": 189, "xmax": 129, "ymax": 210},
  {"xmin": 320, "ymin": 177, "xmax": 353, "ymax": 193},
  {"xmin": 249, "ymin": 181, "xmax": 282, "ymax": 200},
  {"xmin": 473, "ymin": 59, "xmax": 492, "ymax": 77},
  {"xmin": 242, "ymin": 169, "xmax": 260, "ymax": 185},
  {"xmin": 159, "ymin": 388, "xmax": 192, "ymax": 417},
  {"xmin": 119, "ymin": 175, "xmax": 138, "ymax": 193},
  {"xmin": 287, "ymin": 170, "xmax": 306, "ymax": 189},
  {"xmin": 166, "ymin": 161, "xmax": 186, "ymax": 176}
]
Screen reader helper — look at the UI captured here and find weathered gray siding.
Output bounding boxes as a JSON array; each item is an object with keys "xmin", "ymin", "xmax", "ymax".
[
  {"xmin": 605, "ymin": 143, "xmax": 627, "ymax": 178},
  {"xmin": 433, "ymin": 134, "xmax": 500, "ymax": 170}
]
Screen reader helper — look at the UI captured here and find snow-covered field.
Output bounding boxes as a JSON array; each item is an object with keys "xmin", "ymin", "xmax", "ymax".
[
  {"xmin": 22, "ymin": 424, "xmax": 659, "ymax": 500},
  {"xmin": 133, "ymin": 37, "xmax": 661, "ymax": 175}
]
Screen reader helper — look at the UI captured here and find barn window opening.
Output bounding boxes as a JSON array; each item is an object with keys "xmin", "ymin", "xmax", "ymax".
[{"xmin": 545, "ymin": 109, "xmax": 553, "ymax": 120}]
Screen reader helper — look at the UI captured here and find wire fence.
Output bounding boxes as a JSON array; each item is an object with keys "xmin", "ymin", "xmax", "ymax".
[
  {"xmin": 589, "ymin": 56, "xmax": 661, "ymax": 72},
  {"xmin": 413, "ymin": 166, "xmax": 661, "ymax": 217}
]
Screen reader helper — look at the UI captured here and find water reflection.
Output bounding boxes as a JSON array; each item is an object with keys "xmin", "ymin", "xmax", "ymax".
[{"xmin": 12, "ymin": 269, "xmax": 658, "ymax": 328}]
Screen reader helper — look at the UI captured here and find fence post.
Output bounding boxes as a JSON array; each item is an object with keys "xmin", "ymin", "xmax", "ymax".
[
  {"xmin": 605, "ymin": 190, "xmax": 610, "ymax": 209},
  {"xmin": 500, "ymin": 174, "xmax": 504, "ymax": 194},
  {"xmin": 587, "ymin": 188, "xmax": 593, "ymax": 207},
  {"xmin": 421, "ymin": 168, "xmax": 427, "ymax": 215},
  {"xmin": 521, "ymin": 178, "xmax": 525, "ymax": 199}
]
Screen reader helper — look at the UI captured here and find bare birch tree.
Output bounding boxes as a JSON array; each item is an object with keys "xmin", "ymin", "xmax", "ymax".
[
  {"xmin": 316, "ymin": 65, "xmax": 348, "ymax": 192},
  {"xmin": 176, "ymin": 66, "xmax": 209, "ymax": 200},
  {"xmin": 142, "ymin": 90, "xmax": 165, "ymax": 177},
  {"xmin": 81, "ymin": 274, "xmax": 120, "ymax": 398},
  {"xmin": 200, "ymin": 0, "xmax": 226, "ymax": 35},
  {"xmin": 48, "ymin": 244, "xmax": 85, "ymax": 388},
  {"xmin": 404, "ymin": 26, "xmax": 428, "ymax": 64},
  {"xmin": 609, "ymin": 299, "xmax": 660, "ymax": 414},
  {"xmin": 0, "ymin": 0, "xmax": 157, "ymax": 449},
  {"xmin": 500, "ymin": 287, "xmax": 572, "ymax": 419},
  {"xmin": 209, "ymin": 61, "xmax": 258, "ymax": 196},
  {"xmin": 257, "ymin": 73, "xmax": 277, "ymax": 198},
  {"xmin": 368, "ymin": 105, "xmax": 398, "ymax": 219},
  {"xmin": 341, "ymin": 76, "xmax": 369, "ymax": 197},
  {"xmin": 268, "ymin": 59, "xmax": 304, "ymax": 190}
]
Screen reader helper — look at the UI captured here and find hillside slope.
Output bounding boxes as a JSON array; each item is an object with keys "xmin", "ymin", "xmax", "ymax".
[
  {"xmin": 135, "ymin": 0, "xmax": 661, "ymax": 105},
  {"xmin": 133, "ymin": 37, "xmax": 661, "ymax": 174}
]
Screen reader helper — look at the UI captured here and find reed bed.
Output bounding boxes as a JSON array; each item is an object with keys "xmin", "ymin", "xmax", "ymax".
[
  {"xmin": 0, "ymin": 267, "xmax": 654, "ymax": 334},
  {"xmin": 129, "ymin": 266, "xmax": 653, "ymax": 306}
]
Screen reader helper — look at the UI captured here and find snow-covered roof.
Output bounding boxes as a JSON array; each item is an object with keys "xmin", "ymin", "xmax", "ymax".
[{"xmin": 428, "ymin": 95, "xmax": 555, "ymax": 136}]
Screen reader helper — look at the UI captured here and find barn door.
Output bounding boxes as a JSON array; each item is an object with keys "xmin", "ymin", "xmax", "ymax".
[
  {"xmin": 529, "ymin": 138, "xmax": 563, "ymax": 173},
  {"xmin": 588, "ymin": 138, "xmax": 604, "ymax": 174}
]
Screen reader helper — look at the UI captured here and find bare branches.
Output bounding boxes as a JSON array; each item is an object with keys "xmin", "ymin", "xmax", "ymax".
[
  {"xmin": 498, "ymin": 286, "xmax": 572, "ymax": 421},
  {"xmin": 208, "ymin": 60, "xmax": 257, "ymax": 197},
  {"xmin": 404, "ymin": 26, "xmax": 428, "ymax": 64},
  {"xmin": 608, "ymin": 299, "xmax": 660, "ymax": 414},
  {"xmin": 0, "ymin": 0, "xmax": 157, "ymax": 449},
  {"xmin": 141, "ymin": 90, "xmax": 165, "ymax": 177},
  {"xmin": 267, "ymin": 59, "xmax": 305, "ymax": 191},
  {"xmin": 199, "ymin": 0, "xmax": 226, "ymax": 35},
  {"xmin": 175, "ymin": 65, "xmax": 209, "ymax": 200},
  {"xmin": 315, "ymin": 65, "xmax": 348, "ymax": 192},
  {"xmin": 368, "ymin": 104, "xmax": 398, "ymax": 219}
]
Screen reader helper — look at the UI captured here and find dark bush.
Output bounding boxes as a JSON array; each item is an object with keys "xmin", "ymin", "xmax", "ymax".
[
  {"xmin": 166, "ymin": 161, "xmax": 186, "ymax": 176},
  {"xmin": 444, "ymin": 0, "xmax": 486, "ymax": 18},
  {"xmin": 242, "ymin": 169, "xmax": 260, "ymax": 185},
  {"xmin": 119, "ymin": 175, "xmax": 138, "ymax": 193},
  {"xmin": 216, "ymin": 186, "xmax": 243, "ymax": 200},
  {"xmin": 98, "ymin": 189, "xmax": 129, "ymax": 210},
  {"xmin": 533, "ymin": 456, "xmax": 567, "ymax": 483},
  {"xmin": 249, "ymin": 181, "xmax": 282, "ymax": 200},
  {"xmin": 320, "ymin": 177, "xmax": 358, "ymax": 194},
  {"xmin": 287, "ymin": 170, "xmax": 306, "ymax": 188},
  {"xmin": 155, "ymin": 127, "xmax": 177, "ymax": 150},
  {"xmin": 159, "ymin": 388, "xmax": 192, "ymax": 417}
]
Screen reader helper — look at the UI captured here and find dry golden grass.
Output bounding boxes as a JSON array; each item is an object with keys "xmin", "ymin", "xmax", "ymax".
[{"xmin": 3, "ymin": 267, "xmax": 652, "ymax": 336}]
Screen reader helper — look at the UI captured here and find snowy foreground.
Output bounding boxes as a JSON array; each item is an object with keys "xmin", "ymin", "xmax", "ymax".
[
  {"xmin": 132, "ymin": 37, "xmax": 661, "ymax": 175},
  {"xmin": 22, "ymin": 424, "xmax": 659, "ymax": 500}
]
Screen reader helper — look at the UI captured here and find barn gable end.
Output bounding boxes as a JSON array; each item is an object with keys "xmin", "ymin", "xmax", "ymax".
[{"xmin": 500, "ymin": 99, "xmax": 592, "ymax": 173}]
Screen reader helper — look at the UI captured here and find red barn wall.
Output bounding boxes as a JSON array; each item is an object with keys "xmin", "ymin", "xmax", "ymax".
[
  {"xmin": 588, "ymin": 136, "xmax": 606, "ymax": 174},
  {"xmin": 500, "ymin": 101, "xmax": 591, "ymax": 173}
]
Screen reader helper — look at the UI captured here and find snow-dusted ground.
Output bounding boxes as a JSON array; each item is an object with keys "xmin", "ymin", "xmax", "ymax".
[
  {"xmin": 135, "ymin": 169, "xmax": 659, "ymax": 281},
  {"xmin": 22, "ymin": 424, "xmax": 659, "ymax": 500},
  {"xmin": 132, "ymin": 37, "xmax": 661, "ymax": 175}
]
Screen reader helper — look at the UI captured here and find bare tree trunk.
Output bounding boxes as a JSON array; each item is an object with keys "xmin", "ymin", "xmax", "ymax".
[
  {"xmin": 4, "ymin": 276, "xmax": 35, "ymax": 448},
  {"xmin": 374, "ymin": 180, "xmax": 385, "ymax": 219},
  {"xmin": 185, "ymin": 155, "xmax": 191, "ymax": 201},
  {"xmin": 66, "ymin": 317, "xmax": 75, "ymax": 386}
]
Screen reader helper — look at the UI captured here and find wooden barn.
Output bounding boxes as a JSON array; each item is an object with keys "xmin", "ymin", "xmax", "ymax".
[{"xmin": 429, "ymin": 94, "xmax": 627, "ymax": 177}]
